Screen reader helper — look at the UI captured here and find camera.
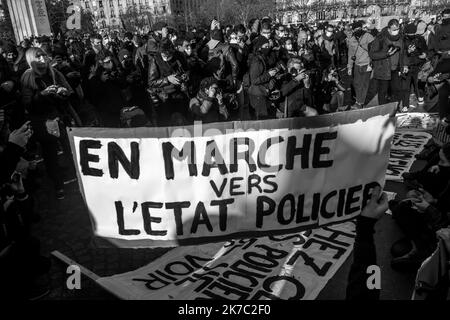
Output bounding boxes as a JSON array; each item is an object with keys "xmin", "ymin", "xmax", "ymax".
[{"xmin": 351, "ymin": 55, "xmax": 356, "ymax": 61}]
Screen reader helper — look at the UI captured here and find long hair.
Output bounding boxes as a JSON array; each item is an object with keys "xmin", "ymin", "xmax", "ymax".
[{"xmin": 21, "ymin": 47, "xmax": 57, "ymax": 90}]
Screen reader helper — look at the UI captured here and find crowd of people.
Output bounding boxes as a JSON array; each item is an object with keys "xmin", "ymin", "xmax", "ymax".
[{"xmin": 1, "ymin": 7, "xmax": 450, "ymax": 300}]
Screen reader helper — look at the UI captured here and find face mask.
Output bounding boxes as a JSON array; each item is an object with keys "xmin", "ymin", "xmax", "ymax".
[
  {"xmin": 262, "ymin": 32, "xmax": 271, "ymax": 40},
  {"xmin": 390, "ymin": 30, "xmax": 399, "ymax": 36},
  {"xmin": 286, "ymin": 44, "xmax": 293, "ymax": 51},
  {"xmin": 230, "ymin": 38, "xmax": 239, "ymax": 44},
  {"xmin": 326, "ymin": 32, "xmax": 333, "ymax": 37},
  {"xmin": 185, "ymin": 48, "xmax": 192, "ymax": 56},
  {"xmin": 162, "ymin": 56, "xmax": 171, "ymax": 62},
  {"xmin": 261, "ymin": 48, "xmax": 271, "ymax": 56},
  {"xmin": 354, "ymin": 29, "xmax": 364, "ymax": 38},
  {"xmin": 93, "ymin": 44, "xmax": 102, "ymax": 51}
]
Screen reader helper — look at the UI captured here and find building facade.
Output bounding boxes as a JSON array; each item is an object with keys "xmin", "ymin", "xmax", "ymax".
[
  {"xmin": 276, "ymin": 0, "xmax": 439, "ymax": 25},
  {"xmin": 80, "ymin": 0, "xmax": 171, "ymax": 29},
  {"xmin": 80, "ymin": 0, "xmax": 205, "ymax": 29}
]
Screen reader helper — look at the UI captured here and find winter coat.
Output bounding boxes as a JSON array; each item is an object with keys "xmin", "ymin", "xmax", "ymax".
[
  {"xmin": 347, "ymin": 32, "xmax": 375, "ymax": 69},
  {"xmin": 369, "ymin": 28, "xmax": 407, "ymax": 81}
]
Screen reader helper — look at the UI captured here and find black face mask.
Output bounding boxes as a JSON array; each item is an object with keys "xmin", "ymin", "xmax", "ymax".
[
  {"xmin": 388, "ymin": 33, "xmax": 401, "ymax": 41},
  {"xmin": 353, "ymin": 29, "xmax": 365, "ymax": 38},
  {"xmin": 261, "ymin": 48, "xmax": 271, "ymax": 57}
]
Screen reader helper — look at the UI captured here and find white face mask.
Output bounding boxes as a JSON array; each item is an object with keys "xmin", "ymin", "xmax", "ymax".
[
  {"xmin": 326, "ymin": 32, "xmax": 333, "ymax": 37},
  {"xmin": 390, "ymin": 30, "xmax": 399, "ymax": 36},
  {"xmin": 286, "ymin": 44, "xmax": 293, "ymax": 51}
]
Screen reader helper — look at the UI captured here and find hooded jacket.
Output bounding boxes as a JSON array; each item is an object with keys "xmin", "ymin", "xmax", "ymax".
[{"xmin": 347, "ymin": 31, "xmax": 375, "ymax": 69}]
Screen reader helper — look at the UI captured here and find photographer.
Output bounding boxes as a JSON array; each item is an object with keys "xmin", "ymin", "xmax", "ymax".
[
  {"xmin": 147, "ymin": 39, "xmax": 190, "ymax": 127},
  {"xmin": 202, "ymin": 27, "xmax": 239, "ymax": 89},
  {"xmin": 20, "ymin": 47, "xmax": 74, "ymax": 200},
  {"xmin": 427, "ymin": 57, "xmax": 450, "ymax": 120},
  {"xmin": 347, "ymin": 21, "xmax": 375, "ymax": 109},
  {"xmin": 117, "ymin": 48, "xmax": 148, "ymax": 113},
  {"xmin": 320, "ymin": 65, "xmax": 346, "ymax": 113},
  {"xmin": 279, "ymin": 57, "xmax": 317, "ymax": 118},
  {"xmin": 248, "ymin": 36, "xmax": 278, "ymax": 119},
  {"xmin": 390, "ymin": 144, "xmax": 450, "ymax": 271},
  {"xmin": 85, "ymin": 54, "xmax": 126, "ymax": 128},
  {"xmin": 189, "ymin": 77, "xmax": 229, "ymax": 123},
  {"xmin": 369, "ymin": 19, "xmax": 407, "ymax": 108},
  {"xmin": 428, "ymin": 9, "xmax": 450, "ymax": 59}
]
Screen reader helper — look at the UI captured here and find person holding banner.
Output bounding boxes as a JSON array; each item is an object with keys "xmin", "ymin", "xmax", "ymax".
[{"xmin": 346, "ymin": 186, "xmax": 388, "ymax": 300}]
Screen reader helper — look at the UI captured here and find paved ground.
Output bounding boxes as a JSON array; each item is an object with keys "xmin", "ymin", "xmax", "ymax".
[{"xmin": 29, "ymin": 67, "xmax": 435, "ymax": 300}]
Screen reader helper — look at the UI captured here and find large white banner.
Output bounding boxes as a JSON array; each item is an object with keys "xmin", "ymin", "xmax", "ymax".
[
  {"xmin": 96, "ymin": 221, "xmax": 356, "ymax": 300},
  {"xmin": 68, "ymin": 105, "xmax": 396, "ymax": 247}
]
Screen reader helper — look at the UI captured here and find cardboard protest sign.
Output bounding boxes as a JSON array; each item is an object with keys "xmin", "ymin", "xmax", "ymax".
[
  {"xmin": 396, "ymin": 113, "xmax": 439, "ymax": 131},
  {"xmin": 386, "ymin": 131, "xmax": 432, "ymax": 181},
  {"xmin": 68, "ymin": 104, "xmax": 395, "ymax": 248},
  {"xmin": 96, "ymin": 221, "xmax": 356, "ymax": 300}
]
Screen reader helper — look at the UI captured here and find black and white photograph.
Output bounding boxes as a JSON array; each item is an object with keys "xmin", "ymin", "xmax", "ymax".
[{"xmin": 0, "ymin": 0, "xmax": 450, "ymax": 309}]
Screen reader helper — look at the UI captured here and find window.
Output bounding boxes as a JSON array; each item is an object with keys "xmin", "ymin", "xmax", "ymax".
[
  {"xmin": 85, "ymin": 1, "xmax": 90, "ymax": 9},
  {"xmin": 111, "ymin": 10, "xmax": 116, "ymax": 17},
  {"xmin": 99, "ymin": 1, "xmax": 103, "ymax": 8},
  {"xmin": 162, "ymin": 5, "xmax": 166, "ymax": 13},
  {"xmin": 100, "ymin": 10, "xmax": 105, "ymax": 18}
]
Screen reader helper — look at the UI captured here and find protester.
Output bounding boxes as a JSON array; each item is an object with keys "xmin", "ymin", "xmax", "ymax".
[
  {"xmin": 346, "ymin": 186, "xmax": 389, "ymax": 300},
  {"xmin": 347, "ymin": 20, "xmax": 374, "ymax": 109},
  {"xmin": 2, "ymin": 8, "xmax": 450, "ymax": 300},
  {"xmin": 369, "ymin": 19, "xmax": 407, "ymax": 109},
  {"xmin": 189, "ymin": 77, "xmax": 229, "ymax": 123},
  {"xmin": 20, "ymin": 47, "xmax": 74, "ymax": 199}
]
